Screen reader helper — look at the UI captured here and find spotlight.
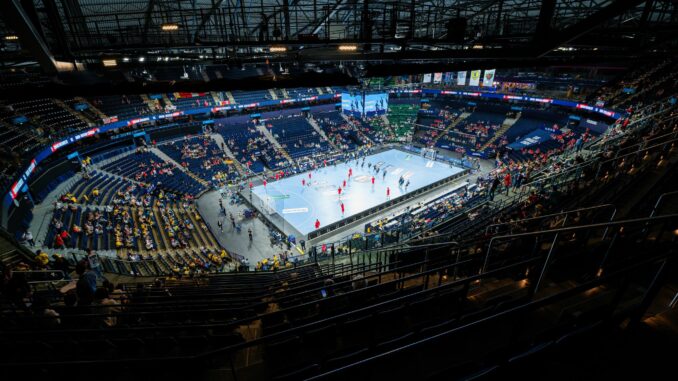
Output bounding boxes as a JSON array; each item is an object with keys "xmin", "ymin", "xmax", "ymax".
[
  {"xmin": 338, "ymin": 45, "xmax": 358, "ymax": 52},
  {"xmin": 138, "ymin": 57, "xmax": 145, "ymax": 62},
  {"xmin": 161, "ymin": 23, "xmax": 179, "ymax": 31}
]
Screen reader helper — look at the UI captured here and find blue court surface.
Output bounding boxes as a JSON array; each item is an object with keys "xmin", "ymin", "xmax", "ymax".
[{"xmin": 251, "ymin": 149, "xmax": 465, "ymax": 235}]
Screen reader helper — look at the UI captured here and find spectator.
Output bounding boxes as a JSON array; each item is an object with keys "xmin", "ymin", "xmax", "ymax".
[
  {"xmin": 22, "ymin": 230, "xmax": 35, "ymax": 246},
  {"xmin": 75, "ymin": 260, "xmax": 97, "ymax": 305},
  {"xmin": 3, "ymin": 269, "xmax": 31, "ymax": 311},
  {"xmin": 489, "ymin": 176, "xmax": 500, "ymax": 201},
  {"xmin": 94, "ymin": 287, "xmax": 120, "ymax": 327},
  {"xmin": 32, "ymin": 295, "xmax": 61, "ymax": 327},
  {"xmin": 52, "ymin": 254, "xmax": 70, "ymax": 279}
]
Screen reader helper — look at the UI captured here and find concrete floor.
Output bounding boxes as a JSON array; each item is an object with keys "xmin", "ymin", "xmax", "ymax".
[{"xmin": 196, "ymin": 188, "xmax": 293, "ymax": 265}]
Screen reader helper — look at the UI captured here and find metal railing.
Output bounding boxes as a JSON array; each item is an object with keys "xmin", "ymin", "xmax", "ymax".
[
  {"xmin": 481, "ymin": 214, "xmax": 678, "ymax": 292},
  {"xmin": 484, "ymin": 204, "xmax": 617, "ymax": 238}
]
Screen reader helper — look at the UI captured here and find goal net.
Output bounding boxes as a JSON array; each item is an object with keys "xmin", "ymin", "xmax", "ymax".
[
  {"xmin": 421, "ymin": 147, "xmax": 437, "ymax": 161},
  {"xmin": 255, "ymin": 194, "xmax": 277, "ymax": 215}
]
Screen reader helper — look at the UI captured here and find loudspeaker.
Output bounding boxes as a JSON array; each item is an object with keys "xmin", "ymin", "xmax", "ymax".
[{"xmin": 446, "ymin": 18, "xmax": 467, "ymax": 43}]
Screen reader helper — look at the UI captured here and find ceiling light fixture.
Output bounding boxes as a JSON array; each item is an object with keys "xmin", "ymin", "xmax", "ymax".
[
  {"xmin": 338, "ymin": 45, "xmax": 358, "ymax": 52},
  {"xmin": 161, "ymin": 23, "xmax": 179, "ymax": 32}
]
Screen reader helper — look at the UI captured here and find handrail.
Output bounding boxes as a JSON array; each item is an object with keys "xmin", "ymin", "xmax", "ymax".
[
  {"xmin": 597, "ymin": 136, "xmax": 678, "ymax": 167},
  {"xmin": 306, "ymin": 251, "xmax": 674, "ymax": 380},
  {"xmin": 13, "ymin": 270, "xmax": 67, "ymax": 284},
  {"xmin": 187, "ymin": 257, "xmax": 538, "ymax": 360},
  {"xmin": 525, "ymin": 113, "xmax": 678, "ymax": 185},
  {"xmin": 482, "ymin": 213, "xmax": 678, "ymax": 276},
  {"xmin": 0, "ymin": 256, "xmax": 539, "ymax": 368},
  {"xmin": 649, "ymin": 190, "xmax": 678, "ymax": 218},
  {"xmin": 590, "ymin": 108, "xmax": 678, "ymax": 150},
  {"xmin": 1, "ymin": 254, "xmax": 479, "ymax": 333},
  {"xmin": 7, "ymin": 244, "xmax": 672, "ymax": 369},
  {"xmin": 416, "ymin": 197, "xmax": 492, "ymax": 239},
  {"xmin": 525, "ymin": 134, "xmax": 678, "ymax": 187},
  {"xmin": 484, "ymin": 204, "xmax": 617, "ymax": 234},
  {"xmin": 525, "ymin": 156, "xmax": 597, "ymax": 185},
  {"xmin": 612, "ymin": 129, "xmax": 678, "ymax": 156}
]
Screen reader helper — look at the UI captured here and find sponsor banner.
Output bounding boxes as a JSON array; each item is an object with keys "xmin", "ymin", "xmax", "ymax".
[
  {"xmin": 282, "ymin": 207, "xmax": 309, "ymax": 214},
  {"xmin": 175, "ymin": 92, "xmax": 207, "ymax": 98},
  {"xmin": 482, "ymin": 69, "xmax": 495, "ymax": 87},
  {"xmin": 469, "ymin": 70, "xmax": 481, "ymax": 86},
  {"xmin": 507, "ymin": 129, "xmax": 553, "ymax": 150},
  {"xmin": 457, "ymin": 71, "xmax": 467, "ymax": 86}
]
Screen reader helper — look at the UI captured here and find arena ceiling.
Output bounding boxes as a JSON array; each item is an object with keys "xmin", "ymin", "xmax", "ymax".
[{"xmin": 0, "ymin": 0, "xmax": 676, "ymax": 76}]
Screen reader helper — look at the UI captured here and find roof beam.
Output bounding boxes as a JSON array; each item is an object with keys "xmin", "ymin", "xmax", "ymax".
[
  {"xmin": 307, "ymin": 0, "xmax": 344, "ymax": 36},
  {"xmin": 141, "ymin": 0, "xmax": 157, "ymax": 43},
  {"xmin": 537, "ymin": 0, "xmax": 649, "ymax": 56},
  {"xmin": 192, "ymin": 0, "xmax": 226, "ymax": 43},
  {"xmin": 0, "ymin": 0, "xmax": 70, "ymax": 73},
  {"xmin": 534, "ymin": 0, "xmax": 556, "ymax": 44}
]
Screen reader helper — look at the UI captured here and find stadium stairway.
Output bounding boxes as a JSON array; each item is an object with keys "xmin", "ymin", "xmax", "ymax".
[
  {"xmin": 53, "ymin": 98, "xmax": 95, "ymax": 126},
  {"xmin": 89, "ymin": 147, "xmax": 136, "ymax": 169},
  {"xmin": 268, "ymin": 89, "xmax": 278, "ymax": 100},
  {"xmin": 280, "ymin": 88, "xmax": 290, "ymax": 99},
  {"xmin": 161, "ymin": 94, "xmax": 175, "ymax": 109},
  {"xmin": 74, "ymin": 97, "xmax": 107, "ymax": 121},
  {"xmin": 225, "ymin": 91, "xmax": 237, "ymax": 105},
  {"xmin": 432, "ymin": 111, "xmax": 472, "ymax": 145},
  {"xmin": 209, "ymin": 133, "xmax": 249, "ymax": 176},
  {"xmin": 150, "ymin": 147, "xmax": 211, "ymax": 189},
  {"xmin": 340, "ymin": 112, "xmax": 374, "ymax": 145},
  {"xmin": 0, "ymin": 230, "xmax": 34, "ymax": 269},
  {"xmin": 478, "ymin": 112, "xmax": 522, "ymax": 152},
  {"xmin": 30, "ymin": 173, "xmax": 84, "ymax": 246},
  {"xmin": 255, "ymin": 122, "xmax": 295, "ymax": 166},
  {"xmin": 139, "ymin": 94, "xmax": 157, "ymax": 111},
  {"xmin": 378, "ymin": 115, "xmax": 396, "ymax": 138},
  {"xmin": 211, "ymin": 92, "xmax": 223, "ymax": 105},
  {"xmin": 307, "ymin": 116, "xmax": 339, "ymax": 151}
]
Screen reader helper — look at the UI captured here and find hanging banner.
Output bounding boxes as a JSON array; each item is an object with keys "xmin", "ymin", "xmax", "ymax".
[
  {"xmin": 433, "ymin": 73, "xmax": 443, "ymax": 83},
  {"xmin": 423, "ymin": 73, "xmax": 432, "ymax": 83},
  {"xmin": 457, "ymin": 71, "xmax": 467, "ymax": 86},
  {"xmin": 482, "ymin": 69, "xmax": 496, "ymax": 87},
  {"xmin": 469, "ymin": 70, "xmax": 481, "ymax": 86}
]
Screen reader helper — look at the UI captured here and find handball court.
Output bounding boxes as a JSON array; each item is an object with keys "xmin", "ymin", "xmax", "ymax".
[{"xmin": 250, "ymin": 149, "xmax": 465, "ymax": 238}]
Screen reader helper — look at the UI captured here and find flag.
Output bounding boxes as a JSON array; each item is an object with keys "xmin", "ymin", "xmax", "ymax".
[
  {"xmin": 457, "ymin": 71, "xmax": 467, "ymax": 86},
  {"xmin": 482, "ymin": 69, "xmax": 495, "ymax": 87},
  {"xmin": 175, "ymin": 92, "xmax": 207, "ymax": 99},
  {"xmin": 469, "ymin": 70, "xmax": 481, "ymax": 86}
]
